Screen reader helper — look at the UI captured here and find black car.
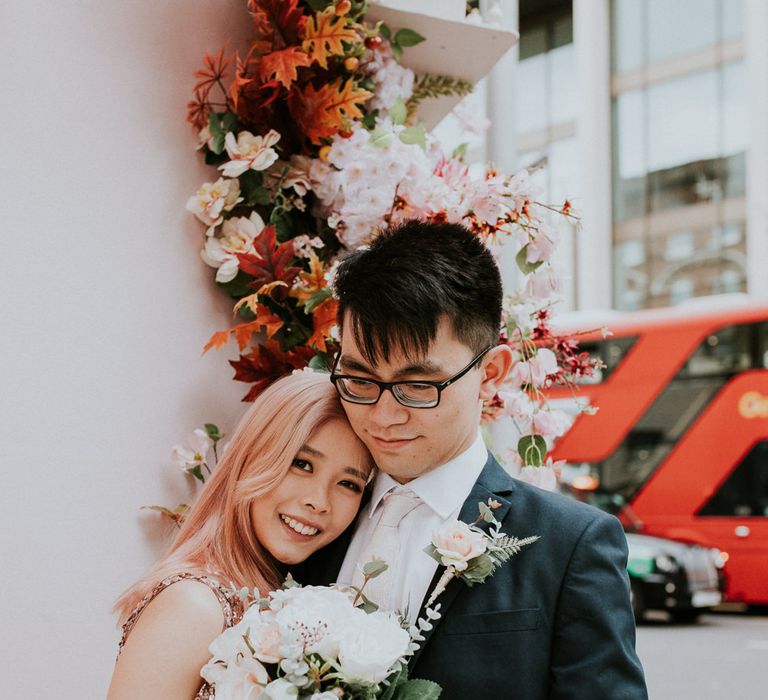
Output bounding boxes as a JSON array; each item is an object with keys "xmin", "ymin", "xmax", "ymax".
[{"xmin": 626, "ymin": 532, "xmax": 725, "ymax": 623}]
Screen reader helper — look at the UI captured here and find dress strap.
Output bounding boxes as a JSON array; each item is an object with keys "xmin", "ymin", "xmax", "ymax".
[{"xmin": 118, "ymin": 572, "xmax": 243, "ymax": 655}]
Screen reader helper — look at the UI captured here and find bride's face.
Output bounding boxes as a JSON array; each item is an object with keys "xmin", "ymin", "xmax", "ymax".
[{"xmin": 249, "ymin": 419, "xmax": 373, "ymax": 565}]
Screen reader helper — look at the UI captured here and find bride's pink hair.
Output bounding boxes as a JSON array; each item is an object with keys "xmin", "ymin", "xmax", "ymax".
[{"xmin": 114, "ymin": 371, "xmax": 351, "ymax": 623}]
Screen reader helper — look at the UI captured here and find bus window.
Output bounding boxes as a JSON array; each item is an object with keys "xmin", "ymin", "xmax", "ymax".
[
  {"xmin": 698, "ymin": 441, "xmax": 768, "ymax": 517},
  {"xmin": 577, "ymin": 336, "xmax": 637, "ymax": 384},
  {"xmin": 589, "ymin": 323, "xmax": 762, "ymax": 500},
  {"xmin": 679, "ymin": 324, "xmax": 753, "ymax": 377},
  {"xmin": 759, "ymin": 323, "xmax": 768, "ymax": 369}
]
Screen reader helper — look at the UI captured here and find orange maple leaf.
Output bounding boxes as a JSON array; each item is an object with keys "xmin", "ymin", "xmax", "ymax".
[
  {"xmin": 303, "ymin": 8, "xmax": 360, "ymax": 69},
  {"xmin": 203, "ymin": 329, "xmax": 232, "ymax": 354},
  {"xmin": 289, "ymin": 79, "xmax": 372, "ymax": 144},
  {"xmin": 203, "ymin": 306, "xmax": 284, "ymax": 354},
  {"xmin": 258, "ymin": 46, "xmax": 311, "ymax": 88},
  {"xmin": 290, "ymin": 253, "xmax": 328, "ymax": 306},
  {"xmin": 306, "ymin": 298, "xmax": 339, "ymax": 352}
]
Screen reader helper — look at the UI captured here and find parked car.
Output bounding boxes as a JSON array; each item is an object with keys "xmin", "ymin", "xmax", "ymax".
[{"xmin": 626, "ymin": 532, "xmax": 725, "ymax": 623}]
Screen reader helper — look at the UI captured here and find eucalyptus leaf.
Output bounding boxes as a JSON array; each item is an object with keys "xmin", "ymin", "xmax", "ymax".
[
  {"xmin": 451, "ymin": 142, "xmax": 468, "ymax": 160},
  {"xmin": 393, "ymin": 678, "xmax": 442, "ymax": 700},
  {"xmin": 398, "ymin": 124, "xmax": 426, "ymax": 148},
  {"xmin": 359, "ymin": 592, "xmax": 379, "ymax": 613},
  {"xmin": 390, "ymin": 97, "xmax": 407, "ymax": 126},
  {"xmin": 478, "ymin": 501, "xmax": 494, "ymax": 523},
  {"xmin": 369, "ymin": 126, "xmax": 395, "ymax": 148},
  {"xmin": 517, "ymin": 434, "xmax": 547, "ymax": 467},
  {"xmin": 362, "ymin": 559, "xmax": 389, "ymax": 578},
  {"xmin": 515, "ymin": 244, "xmax": 545, "ymax": 275},
  {"xmin": 394, "ymin": 28, "xmax": 426, "ymax": 47}
]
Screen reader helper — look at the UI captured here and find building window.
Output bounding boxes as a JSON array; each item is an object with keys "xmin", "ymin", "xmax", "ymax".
[{"xmin": 610, "ymin": 0, "xmax": 745, "ymax": 310}]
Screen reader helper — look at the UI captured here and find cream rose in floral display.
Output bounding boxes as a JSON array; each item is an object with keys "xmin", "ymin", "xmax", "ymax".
[
  {"xmin": 431, "ymin": 520, "xmax": 487, "ymax": 572},
  {"xmin": 220, "ymin": 129, "xmax": 281, "ymax": 177},
  {"xmin": 201, "ymin": 211, "xmax": 265, "ymax": 283},
  {"xmin": 185, "ymin": 177, "xmax": 242, "ymax": 233}
]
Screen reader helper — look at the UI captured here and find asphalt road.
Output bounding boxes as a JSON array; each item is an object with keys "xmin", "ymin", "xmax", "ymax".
[{"xmin": 636, "ymin": 610, "xmax": 768, "ymax": 699}]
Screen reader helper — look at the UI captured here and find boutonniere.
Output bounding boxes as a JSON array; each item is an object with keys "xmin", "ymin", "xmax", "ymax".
[{"xmin": 423, "ymin": 499, "xmax": 540, "ymax": 606}]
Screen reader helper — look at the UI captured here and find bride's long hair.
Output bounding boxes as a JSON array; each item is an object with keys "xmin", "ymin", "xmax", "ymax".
[{"xmin": 114, "ymin": 371, "xmax": 349, "ymax": 623}]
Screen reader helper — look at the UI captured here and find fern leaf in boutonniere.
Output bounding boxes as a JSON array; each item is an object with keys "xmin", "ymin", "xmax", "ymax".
[{"xmin": 424, "ymin": 499, "xmax": 539, "ymax": 606}]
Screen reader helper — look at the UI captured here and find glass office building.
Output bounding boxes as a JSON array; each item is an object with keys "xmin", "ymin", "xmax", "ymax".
[{"xmin": 487, "ymin": 0, "xmax": 766, "ymax": 311}]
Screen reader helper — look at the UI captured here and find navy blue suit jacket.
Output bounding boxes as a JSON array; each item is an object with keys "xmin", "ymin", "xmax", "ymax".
[{"xmin": 299, "ymin": 453, "xmax": 648, "ymax": 699}]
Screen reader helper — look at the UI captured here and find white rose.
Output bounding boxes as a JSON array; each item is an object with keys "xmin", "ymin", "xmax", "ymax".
[
  {"xmin": 337, "ymin": 610, "xmax": 411, "ymax": 686},
  {"xmin": 271, "ymin": 586, "xmax": 358, "ymax": 660},
  {"xmin": 432, "ymin": 520, "xmax": 487, "ymax": 571},
  {"xmin": 261, "ymin": 677, "xmax": 299, "ymax": 699}
]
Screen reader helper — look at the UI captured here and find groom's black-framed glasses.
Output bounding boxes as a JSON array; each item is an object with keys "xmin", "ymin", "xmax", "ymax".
[{"xmin": 330, "ymin": 346, "xmax": 494, "ymax": 409}]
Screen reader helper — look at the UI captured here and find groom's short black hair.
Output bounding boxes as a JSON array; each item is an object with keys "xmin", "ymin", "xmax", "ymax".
[{"xmin": 333, "ymin": 220, "xmax": 502, "ymax": 364}]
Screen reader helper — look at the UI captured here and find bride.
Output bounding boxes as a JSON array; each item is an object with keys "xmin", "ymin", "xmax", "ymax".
[{"xmin": 107, "ymin": 371, "xmax": 373, "ymax": 699}]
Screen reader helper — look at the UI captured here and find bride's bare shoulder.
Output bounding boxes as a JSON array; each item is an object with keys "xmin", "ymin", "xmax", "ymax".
[{"xmin": 107, "ymin": 579, "xmax": 225, "ymax": 699}]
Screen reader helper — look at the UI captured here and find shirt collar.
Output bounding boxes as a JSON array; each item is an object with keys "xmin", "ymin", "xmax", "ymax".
[{"xmin": 367, "ymin": 431, "xmax": 487, "ymax": 520}]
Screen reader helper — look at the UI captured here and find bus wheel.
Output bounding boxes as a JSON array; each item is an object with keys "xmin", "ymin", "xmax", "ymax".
[{"xmin": 630, "ymin": 580, "xmax": 645, "ymax": 623}]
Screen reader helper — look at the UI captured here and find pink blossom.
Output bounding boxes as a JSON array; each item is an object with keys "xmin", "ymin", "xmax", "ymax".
[
  {"xmin": 532, "ymin": 409, "xmax": 573, "ymax": 439},
  {"xmin": 517, "ymin": 465, "xmax": 558, "ymax": 491}
]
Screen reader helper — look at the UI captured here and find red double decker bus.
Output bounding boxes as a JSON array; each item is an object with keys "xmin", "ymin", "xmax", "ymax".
[{"xmin": 549, "ymin": 298, "xmax": 768, "ymax": 606}]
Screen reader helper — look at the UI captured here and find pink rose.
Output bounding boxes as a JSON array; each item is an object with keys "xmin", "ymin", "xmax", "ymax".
[{"xmin": 432, "ymin": 521, "xmax": 487, "ymax": 571}]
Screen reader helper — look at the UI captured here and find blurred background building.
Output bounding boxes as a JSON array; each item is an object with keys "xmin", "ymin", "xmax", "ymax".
[{"xmin": 476, "ymin": 0, "xmax": 768, "ymax": 311}]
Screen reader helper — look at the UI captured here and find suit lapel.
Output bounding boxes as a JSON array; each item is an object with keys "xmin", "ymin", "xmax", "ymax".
[{"xmin": 409, "ymin": 453, "xmax": 515, "ymax": 669}]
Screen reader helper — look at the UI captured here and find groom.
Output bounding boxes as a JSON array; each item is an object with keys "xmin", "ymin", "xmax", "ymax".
[{"xmin": 307, "ymin": 220, "xmax": 647, "ymax": 699}]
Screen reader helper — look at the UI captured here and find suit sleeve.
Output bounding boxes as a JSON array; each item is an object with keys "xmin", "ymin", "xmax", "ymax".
[{"xmin": 549, "ymin": 513, "xmax": 648, "ymax": 700}]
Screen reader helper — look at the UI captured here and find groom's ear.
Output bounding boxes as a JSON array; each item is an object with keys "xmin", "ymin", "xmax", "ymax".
[{"xmin": 478, "ymin": 345, "xmax": 513, "ymax": 401}]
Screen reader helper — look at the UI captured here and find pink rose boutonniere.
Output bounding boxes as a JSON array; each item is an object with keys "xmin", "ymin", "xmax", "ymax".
[{"xmin": 424, "ymin": 499, "xmax": 540, "ymax": 606}]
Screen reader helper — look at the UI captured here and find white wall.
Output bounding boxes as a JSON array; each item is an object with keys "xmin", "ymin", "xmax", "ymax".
[{"xmin": 0, "ymin": 2, "xmax": 254, "ymax": 695}]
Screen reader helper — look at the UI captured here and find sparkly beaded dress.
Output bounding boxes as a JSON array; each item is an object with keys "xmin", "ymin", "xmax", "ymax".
[{"xmin": 117, "ymin": 572, "xmax": 245, "ymax": 699}]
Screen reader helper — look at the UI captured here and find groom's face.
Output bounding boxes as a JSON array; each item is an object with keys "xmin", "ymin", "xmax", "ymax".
[{"xmin": 336, "ymin": 315, "xmax": 492, "ymax": 482}]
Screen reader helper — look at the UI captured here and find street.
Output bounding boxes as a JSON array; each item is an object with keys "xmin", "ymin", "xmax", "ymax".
[{"xmin": 636, "ymin": 610, "xmax": 768, "ymax": 699}]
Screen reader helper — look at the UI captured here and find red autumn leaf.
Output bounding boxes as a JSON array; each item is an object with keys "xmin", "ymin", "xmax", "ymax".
[
  {"xmin": 230, "ymin": 341, "xmax": 314, "ymax": 401},
  {"xmin": 288, "ymin": 79, "xmax": 372, "ymax": 145},
  {"xmin": 236, "ymin": 225, "xmax": 301, "ymax": 290},
  {"xmin": 247, "ymin": 0, "xmax": 306, "ymax": 48},
  {"xmin": 257, "ymin": 46, "xmax": 311, "ymax": 89}
]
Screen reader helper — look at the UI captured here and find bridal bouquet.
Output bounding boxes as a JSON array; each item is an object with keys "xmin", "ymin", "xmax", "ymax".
[{"xmin": 200, "ymin": 582, "xmax": 441, "ymax": 699}]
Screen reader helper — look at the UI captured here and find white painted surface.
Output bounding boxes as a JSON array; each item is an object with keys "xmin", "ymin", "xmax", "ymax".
[{"xmin": 0, "ymin": 2, "xmax": 252, "ymax": 695}]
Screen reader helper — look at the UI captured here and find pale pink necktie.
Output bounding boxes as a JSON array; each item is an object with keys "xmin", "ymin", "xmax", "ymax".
[{"xmin": 353, "ymin": 489, "xmax": 422, "ymax": 611}]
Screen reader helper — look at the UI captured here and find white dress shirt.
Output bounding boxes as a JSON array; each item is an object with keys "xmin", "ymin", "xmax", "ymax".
[{"xmin": 338, "ymin": 432, "xmax": 487, "ymax": 622}]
